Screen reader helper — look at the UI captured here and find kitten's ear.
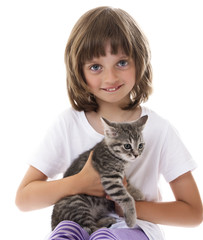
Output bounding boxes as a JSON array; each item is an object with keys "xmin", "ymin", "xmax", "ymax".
[
  {"xmin": 135, "ymin": 115, "xmax": 148, "ymax": 130},
  {"xmin": 101, "ymin": 117, "xmax": 118, "ymax": 138}
]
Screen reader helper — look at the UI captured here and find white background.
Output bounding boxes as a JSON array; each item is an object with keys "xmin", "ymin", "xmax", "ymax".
[{"xmin": 0, "ymin": 0, "xmax": 202, "ymax": 239}]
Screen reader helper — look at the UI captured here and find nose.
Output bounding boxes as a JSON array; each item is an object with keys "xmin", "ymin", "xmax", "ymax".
[
  {"xmin": 103, "ymin": 68, "xmax": 119, "ymax": 85},
  {"xmin": 133, "ymin": 150, "xmax": 139, "ymax": 158}
]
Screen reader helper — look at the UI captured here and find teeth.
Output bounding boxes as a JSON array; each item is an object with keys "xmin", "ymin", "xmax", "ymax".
[
  {"xmin": 104, "ymin": 86, "xmax": 121, "ymax": 92},
  {"xmin": 107, "ymin": 88, "xmax": 116, "ymax": 91},
  {"xmin": 102, "ymin": 85, "xmax": 122, "ymax": 92}
]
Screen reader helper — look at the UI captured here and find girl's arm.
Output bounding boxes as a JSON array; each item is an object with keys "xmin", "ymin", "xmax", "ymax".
[
  {"xmin": 136, "ymin": 171, "xmax": 203, "ymax": 227},
  {"xmin": 15, "ymin": 152, "xmax": 105, "ymax": 211}
]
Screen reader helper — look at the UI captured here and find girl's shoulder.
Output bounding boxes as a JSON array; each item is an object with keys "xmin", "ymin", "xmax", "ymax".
[
  {"xmin": 43, "ymin": 108, "xmax": 86, "ymax": 140},
  {"xmin": 58, "ymin": 107, "xmax": 84, "ymax": 121},
  {"xmin": 55, "ymin": 107, "xmax": 86, "ymax": 128},
  {"xmin": 56, "ymin": 107, "xmax": 103, "ymax": 139},
  {"xmin": 141, "ymin": 106, "xmax": 170, "ymax": 131}
]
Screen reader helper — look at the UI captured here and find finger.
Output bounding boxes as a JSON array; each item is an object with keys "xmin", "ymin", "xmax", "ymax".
[
  {"xmin": 84, "ymin": 151, "xmax": 93, "ymax": 168},
  {"xmin": 106, "ymin": 195, "xmax": 112, "ymax": 200},
  {"xmin": 87, "ymin": 151, "xmax": 93, "ymax": 162},
  {"xmin": 123, "ymin": 177, "xmax": 127, "ymax": 187}
]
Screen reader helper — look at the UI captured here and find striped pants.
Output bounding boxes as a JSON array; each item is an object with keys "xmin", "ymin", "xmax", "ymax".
[{"xmin": 48, "ymin": 221, "xmax": 149, "ymax": 240}]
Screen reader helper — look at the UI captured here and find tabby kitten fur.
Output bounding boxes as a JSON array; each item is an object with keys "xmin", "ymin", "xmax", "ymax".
[{"xmin": 51, "ymin": 115, "xmax": 148, "ymax": 234}]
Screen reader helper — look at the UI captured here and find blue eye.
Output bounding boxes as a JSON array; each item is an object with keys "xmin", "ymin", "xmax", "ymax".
[
  {"xmin": 118, "ymin": 60, "xmax": 128, "ymax": 67},
  {"xmin": 90, "ymin": 64, "xmax": 101, "ymax": 71}
]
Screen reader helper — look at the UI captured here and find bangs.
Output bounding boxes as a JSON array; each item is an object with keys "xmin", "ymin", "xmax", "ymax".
[{"xmin": 78, "ymin": 9, "xmax": 133, "ymax": 63}]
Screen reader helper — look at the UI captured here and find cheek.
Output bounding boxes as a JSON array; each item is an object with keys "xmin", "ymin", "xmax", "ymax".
[
  {"xmin": 125, "ymin": 74, "xmax": 136, "ymax": 88},
  {"xmin": 83, "ymin": 71, "xmax": 100, "ymax": 90},
  {"xmin": 86, "ymin": 79, "xmax": 100, "ymax": 92},
  {"xmin": 131, "ymin": 68, "xmax": 136, "ymax": 83},
  {"xmin": 123, "ymin": 68, "xmax": 136, "ymax": 85}
]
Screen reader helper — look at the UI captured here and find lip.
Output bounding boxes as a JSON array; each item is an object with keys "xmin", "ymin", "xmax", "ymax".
[{"xmin": 101, "ymin": 84, "xmax": 123, "ymax": 92}]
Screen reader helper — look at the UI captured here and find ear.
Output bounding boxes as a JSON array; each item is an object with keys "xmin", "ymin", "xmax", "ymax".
[
  {"xmin": 100, "ymin": 117, "xmax": 118, "ymax": 138},
  {"xmin": 135, "ymin": 115, "xmax": 148, "ymax": 130}
]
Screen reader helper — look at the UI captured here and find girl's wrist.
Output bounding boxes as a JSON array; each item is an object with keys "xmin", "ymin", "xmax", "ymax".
[
  {"xmin": 135, "ymin": 200, "xmax": 147, "ymax": 220},
  {"xmin": 62, "ymin": 173, "xmax": 83, "ymax": 196}
]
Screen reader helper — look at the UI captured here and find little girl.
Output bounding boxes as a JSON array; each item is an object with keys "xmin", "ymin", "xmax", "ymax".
[{"xmin": 15, "ymin": 6, "xmax": 202, "ymax": 240}]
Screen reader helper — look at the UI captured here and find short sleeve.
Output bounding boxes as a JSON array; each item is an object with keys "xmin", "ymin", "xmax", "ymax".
[
  {"xmin": 159, "ymin": 123, "xmax": 197, "ymax": 182},
  {"xmin": 28, "ymin": 114, "xmax": 70, "ymax": 178}
]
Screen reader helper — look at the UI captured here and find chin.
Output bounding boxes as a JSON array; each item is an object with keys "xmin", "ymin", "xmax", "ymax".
[{"xmin": 126, "ymin": 157, "xmax": 137, "ymax": 163}]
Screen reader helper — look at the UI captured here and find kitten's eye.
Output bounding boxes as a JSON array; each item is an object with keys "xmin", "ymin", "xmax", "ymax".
[
  {"xmin": 138, "ymin": 143, "xmax": 144, "ymax": 150},
  {"xmin": 124, "ymin": 144, "xmax": 132, "ymax": 150}
]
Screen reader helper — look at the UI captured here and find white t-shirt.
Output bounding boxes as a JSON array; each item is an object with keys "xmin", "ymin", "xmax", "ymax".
[{"xmin": 29, "ymin": 106, "xmax": 197, "ymax": 240}]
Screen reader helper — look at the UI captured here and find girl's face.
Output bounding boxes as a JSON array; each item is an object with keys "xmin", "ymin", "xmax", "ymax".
[{"xmin": 82, "ymin": 43, "xmax": 136, "ymax": 107}]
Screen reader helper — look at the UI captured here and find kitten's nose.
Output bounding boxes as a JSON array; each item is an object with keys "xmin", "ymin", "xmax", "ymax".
[{"xmin": 133, "ymin": 150, "xmax": 139, "ymax": 158}]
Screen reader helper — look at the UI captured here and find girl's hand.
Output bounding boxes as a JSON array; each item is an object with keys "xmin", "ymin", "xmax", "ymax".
[
  {"xmin": 114, "ymin": 202, "xmax": 124, "ymax": 217},
  {"xmin": 77, "ymin": 151, "xmax": 106, "ymax": 197}
]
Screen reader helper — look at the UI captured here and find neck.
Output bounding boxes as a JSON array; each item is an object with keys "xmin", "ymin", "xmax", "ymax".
[
  {"xmin": 85, "ymin": 100, "xmax": 141, "ymax": 135},
  {"xmin": 95, "ymin": 94, "xmax": 139, "ymax": 122},
  {"xmin": 97, "ymin": 103, "xmax": 141, "ymax": 123}
]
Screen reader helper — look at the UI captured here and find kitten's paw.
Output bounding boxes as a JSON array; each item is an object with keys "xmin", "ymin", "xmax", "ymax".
[
  {"xmin": 127, "ymin": 184, "xmax": 145, "ymax": 201},
  {"xmin": 84, "ymin": 226, "xmax": 98, "ymax": 234},
  {"xmin": 97, "ymin": 216, "xmax": 117, "ymax": 228},
  {"xmin": 124, "ymin": 209, "xmax": 137, "ymax": 228},
  {"xmin": 83, "ymin": 227, "xmax": 92, "ymax": 234},
  {"xmin": 134, "ymin": 190, "xmax": 145, "ymax": 201}
]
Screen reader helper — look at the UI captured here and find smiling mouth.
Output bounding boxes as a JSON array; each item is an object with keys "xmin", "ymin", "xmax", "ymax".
[{"xmin": 101, "ymin": 85, "xmax": 123, "ymax": 92}]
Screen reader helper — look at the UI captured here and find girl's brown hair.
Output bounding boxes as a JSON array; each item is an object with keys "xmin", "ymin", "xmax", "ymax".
[{"xmin": 65, "ymin": 6, "xmax": 153, "ymax": 112}]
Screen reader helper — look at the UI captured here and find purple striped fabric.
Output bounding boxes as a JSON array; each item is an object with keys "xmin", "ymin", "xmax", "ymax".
[{"xmin": 48, "ymin": 220, "xmax": 149, "ymax": 240}]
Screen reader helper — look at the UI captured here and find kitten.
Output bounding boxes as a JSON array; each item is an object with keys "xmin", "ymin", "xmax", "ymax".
[{"xmin": 51, "ymin": 115, "xmax": 148, "ymax": 234}]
